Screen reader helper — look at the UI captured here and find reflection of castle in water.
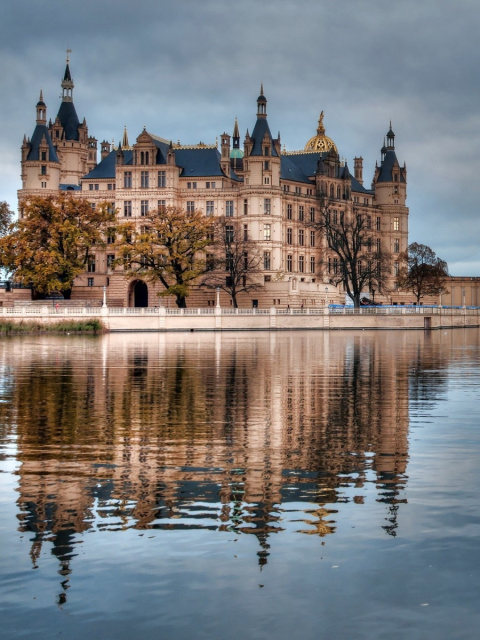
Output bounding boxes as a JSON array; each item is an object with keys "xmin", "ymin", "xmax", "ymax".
[{"xmin": 2, "ymin": 330, "xmax": 464, "ymax": 601}]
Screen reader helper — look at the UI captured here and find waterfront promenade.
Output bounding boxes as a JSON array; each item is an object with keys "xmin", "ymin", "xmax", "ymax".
[{"xmin": 2, "ymin": 303, "xmax": 480, "ymax": 331}]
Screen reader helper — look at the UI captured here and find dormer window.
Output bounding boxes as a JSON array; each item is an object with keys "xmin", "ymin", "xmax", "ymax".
[{"xmin": 264, "ymin": 146, "xmax": 270, "ymax": 156}]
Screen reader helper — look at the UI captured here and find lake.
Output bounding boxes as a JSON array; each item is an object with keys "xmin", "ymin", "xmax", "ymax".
[{"xmin": 1, "ymin": 329, "xmax": 479, "ymax": 639}]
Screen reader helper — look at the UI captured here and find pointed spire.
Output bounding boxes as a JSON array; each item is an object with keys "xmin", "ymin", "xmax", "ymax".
[
  {"xmin": 257, "ymin": 85, "xmax": 267, "ymax": 118},
  {"xmin": 61, "ymin": 52, "xmax": 74, "ymax": 102},
  {"xmin": 233, "ymin": 117, "xmax": 240, "ymax": 139},
  {"xmin": 122, "ymin": 126, "xmax": 130, "ymax": 149},
  {"xmin": 36, "ymin": 90, "xmax": 47, "ymax": 124}
]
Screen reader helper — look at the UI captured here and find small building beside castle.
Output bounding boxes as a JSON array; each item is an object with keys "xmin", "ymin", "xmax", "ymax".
[{"xmin": 17, "ymin": 59, "xmax": 410, "ymax": 308}]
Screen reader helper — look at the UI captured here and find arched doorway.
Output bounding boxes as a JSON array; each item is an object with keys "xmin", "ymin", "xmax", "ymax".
[{"xmin": 129, "ymin": 280, "xmax": 149, "ymax": 307}]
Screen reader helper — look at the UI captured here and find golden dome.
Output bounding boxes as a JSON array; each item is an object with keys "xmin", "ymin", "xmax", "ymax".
[{"xmin": 304, "ymin": 111, "xmax": 338, "ymax": 153}]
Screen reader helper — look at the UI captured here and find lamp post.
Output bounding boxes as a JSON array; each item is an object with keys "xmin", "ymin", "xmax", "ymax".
[
  {"xmin": 325, "ymin": 286, "xmax": 329, "ymax": 307},
  {"xmin": 372, "ymin": 288, "xmax": 376, "ymax": 303},
  {"xmin": 216, "ymin": 287, "xmax": 220, "ymax": 308},
  {"xmin": 102, "ymin": 285, "xmax": 107, "ymax": 308}
]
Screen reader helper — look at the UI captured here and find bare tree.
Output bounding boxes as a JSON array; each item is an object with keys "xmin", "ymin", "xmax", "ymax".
[
  {"xmin": 396, "ymin": 242, "xmax": 448, "ymax": 303},
  {"xmin": 202, "ymin": 216, "xmax": 262, "ymax": 308},
  {"xmin": 312, "ymin": 198, "xmax": 391, "ymax": 307}
]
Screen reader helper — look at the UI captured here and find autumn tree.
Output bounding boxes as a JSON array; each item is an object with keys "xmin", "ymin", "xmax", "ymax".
[
  {"xmin": 396, "ymin": 242, "xmax": 449, "ymax": 303},
  {"xmin": 202, "ymin": 216, "xmax": 262, "ymax": 308},
  {"xmin": 312, "ymin": 199, "xmax": 391, "ymax": 307},
  {"xmin": 115, "ymin": 206, "xmax": 215, "ymax": 308},
  {"xmin": 0, "ymin": 194, "xmax": 115, "ymax": 299},
  {"xmin": 0, "ymin": 201, "xmax": 13, "ymax": 237}
]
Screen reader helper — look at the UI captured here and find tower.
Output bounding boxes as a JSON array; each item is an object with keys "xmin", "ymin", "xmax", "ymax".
[
  {"xmin": 19, "ymin": 90, "xmax": 60, "ymax": 198},
  {"xmin": 48, "ymin": 54, "xmax": 95, "ymax": 186}
]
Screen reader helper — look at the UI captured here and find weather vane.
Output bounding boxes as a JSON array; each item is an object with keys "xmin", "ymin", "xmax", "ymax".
[{"xmin": 66, "ymin": 48, "xmax": 72, "ymax": 63}]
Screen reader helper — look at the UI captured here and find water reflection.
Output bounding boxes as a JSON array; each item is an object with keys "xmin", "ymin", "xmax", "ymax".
[{"xmin": 0, "ymin": 329, "xmax": 477, "ymax": 610}]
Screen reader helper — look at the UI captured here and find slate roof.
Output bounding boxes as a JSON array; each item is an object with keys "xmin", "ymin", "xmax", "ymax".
[
  {"xmin": 83, "ymin": 145, "xmax": 241, "ymax": 181},
  {"xmin": 376, "ymin": 149, "xmax": 405, "ymax": 183},
  {"xmin": 56, "ymin": 101, "xmax": 80, "ymax": 141},
  {"xmin": 280, "ymin": 151, "xmax": 373, "ymax": 194},
  {"xmin": 26, "ymin": 124, "xmax": 60, "ymax": 162},
  {"xmin": 249, "ymin": 117, "xmax": 279, "ymax": 157}
]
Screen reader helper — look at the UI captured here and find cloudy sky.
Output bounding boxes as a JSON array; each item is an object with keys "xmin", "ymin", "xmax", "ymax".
[{"xmin": 1, "ymin": 0, "xmax": 479, "ymax": 274}]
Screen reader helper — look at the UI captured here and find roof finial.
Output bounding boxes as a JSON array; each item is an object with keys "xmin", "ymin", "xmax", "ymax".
[{"xmin": 66, "ymin": 49, "xmax": 72, "ymax": 64}]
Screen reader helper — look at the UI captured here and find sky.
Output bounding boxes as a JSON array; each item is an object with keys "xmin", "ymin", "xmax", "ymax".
[{"xmin": 1, "ymin": 0, "xmax": 479, "ymax": 275}]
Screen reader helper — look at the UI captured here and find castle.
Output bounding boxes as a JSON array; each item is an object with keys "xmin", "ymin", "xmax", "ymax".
[{"xmin": 19, "ymin": 58, "xmax": 410, "ymax": 308}]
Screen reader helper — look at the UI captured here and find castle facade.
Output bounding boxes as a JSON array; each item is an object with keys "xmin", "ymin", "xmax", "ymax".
[{"xmin": 19, "ymin": 60, "xmax": 409, "ymax": 308}]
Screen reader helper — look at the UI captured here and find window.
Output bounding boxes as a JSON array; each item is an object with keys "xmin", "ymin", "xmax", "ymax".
[
  {"xmin": 107, "ymin": 183, "xmax": 115, "ymax": 191},
  {"xmin": 140, "ymin": 171, "xmax": 149, "ymax": 188},
  {"xmin": 367, "ymin": 215, "xmax": 371, "ymax": 229},
  {"xmin": 89, "ymin": 183, "xmax": 94, "ymax": 191},
  {"xmin": 295, "ymin": 186, "xmax": 301, "ymax": 195},
  {"xmin": 264, "ymin": 198, "xmax": 271, "ymax": 215},
  {"xmin": 287, "ymin": 228, "xmax": 293, "ymax": 244},
  {"xmin": 310, "ymin": 207, "xmax": 315, "ymax": 223},
  {"xmin": 243, "ymin": 199, "xmax": 248, "ymax": 215},
  {"xmin": 206, "ymin": 181, "xmax": 216, "ymax": 189},
  {"xmin": 158, "ymin": 171, "xmax": 166, "ymax": 188},
  {"xmin": 206, "ymin": 254, "xmax": 215, "ymax": 271},
  {"xmin": 187, "ymin": 181, "xmax": 197, "ymax": 189},
  {"xmin": 287, "ymin": 204, "xmax": 292, "ymax": 220},
  {"xmin": 298, "ymin": 206, "xmax": 304, "ymax": 221},
  {"xmin": 393, "ymin": 217, "xmax": 399, "ymax": 231},
  {"xmin": 157, "ymin": 200, "xmax": 166, "ymax": 210},
  {"xmin": 90, "ymin": 203, "xmax": 96, "ymax": 211},
  {"xmin": 287, "ymin": 254, "xmax": 293, "ymax": 272},
  {"xmin": 41, "ymin": 165, "xmax": 47, "ymax": 175},
  {"xmin": 87, "ymin": 256, "xmax": 96, "ymax": 273},
  {"xmin": 206, "ymin": 201, "xmax": 214, "ymax": 217},
  {"xmin": 264, "ymin": 161, "xmax": 270, "ymax": 171},
  {"xmin": 333, "ymin": 258, "xmax": 338, "ymax": 274},
  {"xmin": 107, "ymin": 254, "xmax": 115, "ymax": 269},
  {"xmin": 263, "ymin": 224, "xmax": 271, "ymax": 241},
  {"xmin": 107, "ymin": 229, "xmax": 115, "ymax": 244},
  {"xmin": 141, "ymin": 200, "xmax": 149, "ymax": 216},
  {"xmin": 310, "ymin": 230, "xmax": 315, "ymax": 247},
  {"xmin": 41, "ymin": 181, "xmax": 47, "ymax": 188},
  {"xmin": 394, "ymin": 261, "xmax": 399, "ymax": 277},
  {"xmin": 244, "ymin": 252, "xmax": 248, "ymax": 270},
  {"xmin": 243, "ymin": 224, "xmax": 248, "ymax": 241},
  {"xmin": 283, "ymin": 185, "xmax": 290, "ymax": 193},
  {"xmin": 394, "ymin": 238, "xmax": 400, "ymax": 253},
  {"xmin": 264, "ymin": 177, "xmax": 270, "ymax": 185},
  {"xmin": 140, "ymin": 151, "xmax": 149, "ymax": 165},
  {"xmin": 298, "ymin": 256, "xmax": 304, "ymax": 273},
  {"xmin": 298, "ymin": 229, "xmax": 304, "ymax": 246},
  {"xmin": 187, "ymin": 201, "xmax": 195, "ymax": 212},
  {"xmin": 226, "ymin": 200, "xmax": 234, "ymax": 217},
  {"xmin": 310, "ymin": 256, "xmax": 316, "ymax": 273},
  {"xmin": 333, "ymin": 210, "xmax": 338, "ymax": 224},
  {"xmin": 225, "ymin": 225, "xmax": 234, "ymax": 243},
  {"xmin": 376, "ymin": 238, "xmax": 381, "ymax": 252},
  {"xmin": 124, "ymin": 171, "xmax": 132, "ymax": 188},
  {"xmin": 87, "ymin": 278, "xmax": 94, "ymax": 287},
  {"xmin": 41, "ymin": 151, "xmax": 47, "ymax": 161},
  {"xmin": 376, "ymin": 216, "xmax": 381, "ymax": 231},
  {"xmin": 337, "ymin": 186, "xmax": 341, "ymax": 199},
  {"xmin": 264, "ymin": 251, "xmax": 271, "ymax": 270},
  {"xmin": 123, "ymin": 201, "xmax": 132, "ymax": 217},
  {"xmin": 264, "ymin": 146, "xmax": 270, "ymax": 156}
]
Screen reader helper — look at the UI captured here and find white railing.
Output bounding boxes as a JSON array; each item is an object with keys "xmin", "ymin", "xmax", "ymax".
[{"xmin": 2, "ymin": 305, "xmax": 480, "ymax": 317}]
